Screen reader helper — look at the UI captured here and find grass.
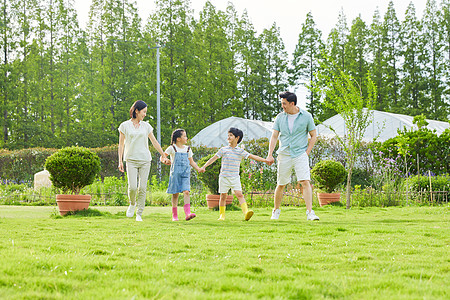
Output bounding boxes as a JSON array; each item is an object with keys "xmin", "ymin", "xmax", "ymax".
[{"xmin": 0, "ymin": 205, "xmax": 448, "ymax": 299}]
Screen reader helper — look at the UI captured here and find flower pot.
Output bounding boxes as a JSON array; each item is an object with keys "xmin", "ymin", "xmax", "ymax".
[
  {"xmin": 56, "ymin": 194, "xmax": 91, "ymax": 216},
  {"xmin": 317, "ymin": 192, "xmax": 341, "ymax": 207},
  {"xmin": 206, "ymin": 194, "xmax": 233, "ymax": 209}
]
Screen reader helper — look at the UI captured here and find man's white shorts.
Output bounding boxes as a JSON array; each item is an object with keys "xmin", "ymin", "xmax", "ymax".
[
  {"xmin": 219, "ymin": 176, "xmax": 242, "ymax": 194},
  {"xmin": 277, "ymin": 152, "xmax": 311, "ymax": 185}
]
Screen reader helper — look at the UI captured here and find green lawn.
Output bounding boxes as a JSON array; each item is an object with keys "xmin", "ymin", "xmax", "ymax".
[{"xmin": 0, "ymin": 205, "xmax": 448, "ymax": 299}]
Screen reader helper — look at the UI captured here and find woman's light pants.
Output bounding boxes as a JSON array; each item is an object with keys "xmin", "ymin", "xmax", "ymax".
[{"xmin": 126, "ymin": 159, "xmax": 151, "ymax": 216}]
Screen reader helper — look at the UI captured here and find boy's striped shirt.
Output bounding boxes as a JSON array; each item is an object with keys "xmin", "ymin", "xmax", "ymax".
[{"xmin": 216, "ymin": 146, "xmax": 249, "ymax": 178}]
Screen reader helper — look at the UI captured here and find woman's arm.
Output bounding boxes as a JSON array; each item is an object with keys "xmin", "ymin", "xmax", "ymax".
[
  {"xmin": 148, "ymin": 131, "xmax": 170, "ymax": 165},
  {"xmin": 118, "ymin": 132, "xmax": 125, "ymax": 172}
]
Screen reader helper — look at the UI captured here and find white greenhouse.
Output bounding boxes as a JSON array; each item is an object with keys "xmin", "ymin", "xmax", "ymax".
[
  {"xmin": 316, "ymin": 110, "xmax": 449, "ymax": 142},
  {"xmin": 190, "ymin": 116, "xmax": 273, "ymax": 148}
]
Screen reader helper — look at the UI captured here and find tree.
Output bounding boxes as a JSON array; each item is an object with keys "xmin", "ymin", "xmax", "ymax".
[
  {"xmin": 291, "ymin": 12, "xmax": 324, "ymax": 118},
  {"xmin": 368, "ymin": 8, "xmax": 386, "ymax": 110},
  {"xmin": 346, "ymin": 16, "xmax": 369, "ymax": 97},
  {"xmin": 319, "ymin": 60, "xmax": 378, "ymax": 209}
]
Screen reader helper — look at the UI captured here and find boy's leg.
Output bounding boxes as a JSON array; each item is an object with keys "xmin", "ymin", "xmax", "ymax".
[
  {"xmin": 234, "ymin": 190, "xmax": 253, "ymax": 221},
  {"xmin": 183, "ymin": 190, "xmax": 196, "ymax": 220},
  {"xmin": 172, "ymin": 193, "xmax": 179, "ymax": 221},
  {"xmin": 218, "ymin": 193, "xmax": 227, "ymax": 220}
]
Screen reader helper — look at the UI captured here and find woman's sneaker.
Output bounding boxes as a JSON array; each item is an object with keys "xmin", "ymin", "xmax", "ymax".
[
  {"xmin": 126, "ymin": 204, "xmax": 136, "ymax": 217},
  {"xmin": 306, "ymin": 210, "xmax": 319, "ymax": 221}
]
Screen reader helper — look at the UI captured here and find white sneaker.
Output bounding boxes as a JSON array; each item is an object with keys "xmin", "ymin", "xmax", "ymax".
[
  {"xmin": 136, "ymin": 215, "xmax": 143, "ymax": 222},
  {"xmin": 271, "ymin": 209, "xmax": 281, "ymax": 220},
  {"xmin": 126, "ymin": 204, "xmax": 136, "ymax": 217},
  {"xmin": 306, "ymin": 210, "xmax": 319, "ymax": 221}
]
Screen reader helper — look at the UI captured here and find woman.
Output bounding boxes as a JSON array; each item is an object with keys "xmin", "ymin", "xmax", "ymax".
[{"xmin": 118, "ymin": 100, "xmax": 169, "ymax": 221}]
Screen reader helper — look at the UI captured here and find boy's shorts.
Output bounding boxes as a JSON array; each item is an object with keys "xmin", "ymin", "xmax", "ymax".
[
  {"xmin": 277, "ymin": 152, "xmax": 310, "ymax": 185},
  {"xmin": 218, "ymin": 176, "xmax": 242, "ymax": 194}
]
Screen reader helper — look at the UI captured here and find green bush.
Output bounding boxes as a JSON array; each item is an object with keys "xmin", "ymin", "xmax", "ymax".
[
  {"xmin": 197, "ymin": 154, "xmax": 221, "ymax": 194},
  {"xmin": 406, "ymin": 174, "xmax": 450, "ymax": 192},
  {"xmin": 311, "ymin": 160, "xmax": 347, "ymax": 193},
  {"xmin": 44, "ymin": 146, "xmax": 101, "ymax": 194}
]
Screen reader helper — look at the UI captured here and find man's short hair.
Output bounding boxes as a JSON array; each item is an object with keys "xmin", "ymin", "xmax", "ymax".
[
  {"xmin": 279, "ymin": 91, "xmax": 297, "ymax": 105},
  {"xmin": 228, "ymin": 127, "xmax": 244, "ymax": 144}
]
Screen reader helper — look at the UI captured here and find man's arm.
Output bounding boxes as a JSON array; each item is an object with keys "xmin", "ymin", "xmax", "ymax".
[
  {"xmin": 266, "ymin": 130, "xmax": 279, "ymax": 165},
  {"xmin": 305, "ymin": 129, "xmax": 317, "ymax": 155}
]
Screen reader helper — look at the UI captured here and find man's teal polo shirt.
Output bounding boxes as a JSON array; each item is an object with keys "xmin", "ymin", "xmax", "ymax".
[{"xmin": 273, "ymin": 109, "xmax": 316, "ymax": 158}]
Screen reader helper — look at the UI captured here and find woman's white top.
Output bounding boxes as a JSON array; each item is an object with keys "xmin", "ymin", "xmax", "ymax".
[
  {"xmin": 164, "ymin": 144, "xmax": 194, "ymax": 162},
  {"xmin": 118, "ymin": 119, "xmax": 153, "ymax": 162}
]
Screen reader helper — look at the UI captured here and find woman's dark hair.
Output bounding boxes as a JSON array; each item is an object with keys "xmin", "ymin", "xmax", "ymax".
[
  {"xmin": 229, "ymin": 127, "xmax": 244, "ymax": 144},
  {"xmin": 279, "ymin": 91, "xmax": 297, "ymax": 105},
  {"xmin": 129, "ymin": 100, "xmax": 147, "ymax": 118},
  {"xmin": 171, "ymin": 129, "xmax": 185, "ymax": 145}
]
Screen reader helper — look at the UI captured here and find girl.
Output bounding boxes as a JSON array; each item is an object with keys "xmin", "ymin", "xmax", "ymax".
[
  {"xmin": 165, "ymin": 129, "xmax": 203, "ymax": 221},
  {"xmin": 118, "ymin": 100, "xmax": 169, "ymax": 222}
]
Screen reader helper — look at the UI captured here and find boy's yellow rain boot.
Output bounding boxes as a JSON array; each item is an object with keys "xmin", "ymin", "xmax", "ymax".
[
  {"xmin": 241, "ymin": 202, "xmax": 254, "ymax": 221},
  {"xmin": 218, "ymin": 206, "xmax": 226, "ymax": 221}
]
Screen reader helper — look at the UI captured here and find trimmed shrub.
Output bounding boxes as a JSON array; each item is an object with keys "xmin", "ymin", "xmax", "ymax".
[
  {"xmin": 45, "ymin": 146, "xmax": 101, "ymax": 194},
  {"xmin": 311, "ymin": 160, "xmax": 347, "ymax": 193},
  {"xmin": 407, "ymin": 174, "xmax": 450, "ymax": 192}
]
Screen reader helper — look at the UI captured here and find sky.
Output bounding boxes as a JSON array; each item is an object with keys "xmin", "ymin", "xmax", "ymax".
[{"xmin": 73, "ymin": 0, "xmax": 428, "ymax": 107}]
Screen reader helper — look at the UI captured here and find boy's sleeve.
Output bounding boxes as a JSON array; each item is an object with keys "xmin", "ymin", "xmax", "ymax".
[{"xmin": 215, "ymin": 147, "xmax": 224, "ymax": 158}]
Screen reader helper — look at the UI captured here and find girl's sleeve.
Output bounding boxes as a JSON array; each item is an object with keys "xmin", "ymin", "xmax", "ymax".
[
  {"xmin": 188, "ymin": 148, "xmax": 194, "ymax": 158},
  {"xmin": 165, "ymin": 146, "xmax": 174, "ymax": 156}
]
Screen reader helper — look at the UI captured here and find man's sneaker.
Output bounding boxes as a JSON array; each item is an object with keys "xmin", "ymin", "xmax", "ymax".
[
  {"xmin": 126, "ymin": 204, "xmax": 136, "ymax": 218},
  {"xmin": 271, "ymin": 209, "xmax": 281, "ymax": 220},
  {"xmin": 136, "ymin": 215, "xmax": 143, "ymax": 222},
  {"xmin": 306, "ymin": 210, "xmax": 319, "ymax": 221},
  {"xmin": 244, "ymin": 210, "xmax": 254, "ymax": 221}
]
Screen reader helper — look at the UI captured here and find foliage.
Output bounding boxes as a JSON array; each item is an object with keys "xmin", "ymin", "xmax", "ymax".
[
  {"xmin": 44, "ymin": 146, "xmax": 101, "ymax": 194},
  {"xmin": 406, "ymin": 174, "xmax": 450, "ymax": 192},
  {"xmin": 377, "ymin": 127, "xmax": 449, "ymax": 175},
  {"xmin": 311, "ymin": 160, "xmax": 347, "ymax": 193},
  {"xmin": 197, "ymin": 154, "xmax": 222, "ymax": 195},
  {"xmin": 240, "ymin": 138, "xmax": 277, "ymax": 192}
]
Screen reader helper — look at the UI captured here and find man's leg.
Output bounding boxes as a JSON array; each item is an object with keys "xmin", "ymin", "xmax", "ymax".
[
  {"xmin": 274, "ymin": 184, "xmax": 285, "ymax": 209},
  {"xmin": 300, "ymin": 180, "xmax": 312, "ymax": 212}
]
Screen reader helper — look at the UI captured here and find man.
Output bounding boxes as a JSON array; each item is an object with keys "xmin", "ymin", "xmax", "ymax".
[{"xmin": 266, "ymin": 91, "xmax": 319, "ymax": 221}]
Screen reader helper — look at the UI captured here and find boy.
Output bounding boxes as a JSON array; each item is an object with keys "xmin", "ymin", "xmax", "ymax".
[{"xmin": 201, "ymin": 127, "xmax": 268, "ymax": 221}]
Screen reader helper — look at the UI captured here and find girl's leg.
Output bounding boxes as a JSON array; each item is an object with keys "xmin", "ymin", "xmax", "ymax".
[
  {"xmin": 218, "ymin": 193, "xmax": 227, "ymax": 220},
  {"xmin": 182, "ymin": 191, "xmax": 196, "ymax": 220},
  {"xmin": 135, "ymin": 161, "xmax": 151, "ymax": 220},
  {"xmin": 172, "ymin": 193, "xmax": 179, "ymax": 221},
  {"xmin": 234, "ymin": 190, "xmax": 253, "ymax": 221}
]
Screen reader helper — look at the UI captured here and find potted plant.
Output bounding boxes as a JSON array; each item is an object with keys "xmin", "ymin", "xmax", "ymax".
[
  {"xmin": 197, "ymin": 154, "xmax": 233, "ymax": 208},
  {"xmin": 311, "ymin": 160, "xmax": 347, "ymax": 206},
  {"xmin": 45, "ymin": 146, "xmax": 101, "ymax": 215}
]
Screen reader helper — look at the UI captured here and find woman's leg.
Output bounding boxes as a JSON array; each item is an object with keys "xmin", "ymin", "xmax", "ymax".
[
  {"xmin": 135, "ymin": 161, "xmax": 151, "ymax": 218},
  {"xmin": 126, "ymin": 161, "xmax": 138, "ymax": 206}
]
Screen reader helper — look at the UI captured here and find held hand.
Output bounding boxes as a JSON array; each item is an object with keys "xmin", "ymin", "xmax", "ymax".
[
  {"xmin": 118, "ymin": 162, "xmax": 124, "ymax": 173},
  {"xmin": 266, "ymin": 155, "xmax": 275, "ymax": 166},
  {"xmin": 199, "ymin": 167, "xmax": 206, "ymax": 173}
]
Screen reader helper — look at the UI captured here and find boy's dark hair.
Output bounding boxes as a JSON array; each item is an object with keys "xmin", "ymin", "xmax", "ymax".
[
  {"xmin": 229, "ymin": 127, "xmax": 243, "ymax": 144},
  {"xmin": 279, "ymin": 91, "xmax": 297, "ymax": 105},
  {"xmin": 129, "ymin": 100, "xmax": 147, "ymax": 118},
  {"xmin": 171, "ymin": 129, "xmax": 185, "ymax": 145}
]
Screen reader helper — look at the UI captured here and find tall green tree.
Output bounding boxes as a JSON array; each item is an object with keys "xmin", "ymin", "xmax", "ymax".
[
  {"xmin": 368, "ymin": 8, "xmax": 386, "ymax": 110},
  {"xmin": 291, "ymin": 12, "xmax": 324, "ymax": 119},
  {"xmin": 346, "ymin": 16, "xmax": 369, "ymax": 97},
  {"xmin": 260, "ymin": 23, "xmax": 288, "ymax": 120},
  {"xmin": 421, "ymin": 0, "xmax": 447, "ymax": 120},
  {"xmin": 382, "ymin": 0, "xmax": 401, "ymax": 112},
  {"xmin": 400, "ymin": 2, "xmax": 427, "ymax": 116}
]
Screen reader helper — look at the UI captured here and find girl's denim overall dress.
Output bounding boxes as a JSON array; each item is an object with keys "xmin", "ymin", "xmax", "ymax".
[{"xmin": 167, "ymin": 146, "xmax": 191, "ymax": 194}]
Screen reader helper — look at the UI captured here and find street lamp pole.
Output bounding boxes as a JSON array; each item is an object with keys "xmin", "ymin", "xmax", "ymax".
[{"xmin": 149, "ymin": 43, "xmax": 164, "ymax": 180}]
